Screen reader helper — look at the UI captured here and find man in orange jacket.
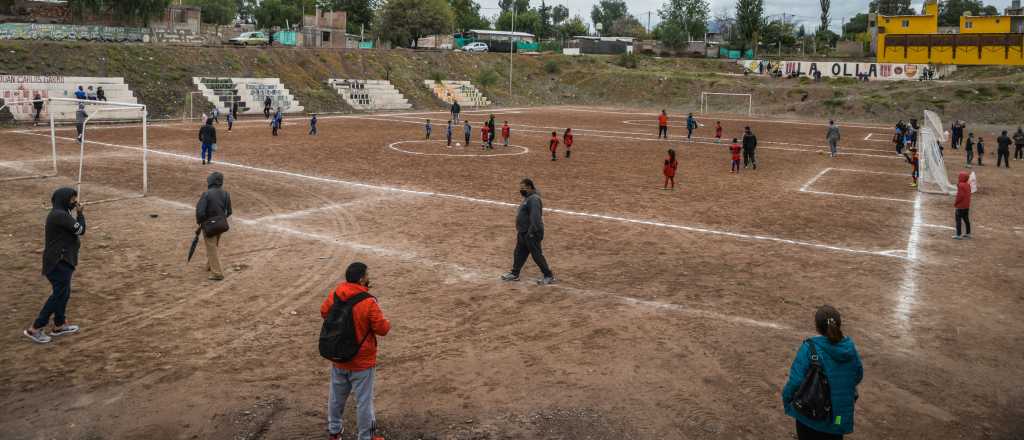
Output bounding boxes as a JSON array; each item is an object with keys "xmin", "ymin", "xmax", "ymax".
[{"xmin": 321, "ymin": 262, "xmax": 391, "ymax": 440}]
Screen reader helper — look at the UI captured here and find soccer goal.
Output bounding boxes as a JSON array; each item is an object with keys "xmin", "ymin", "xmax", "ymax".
[
  {"xmin": 917, "ymin": 110, "xmax": 956, "ymax": 195},
  {"xmin": 0, "ymin": 98, "xmax": 59, "ymax": 183},
  {"xmin": 700, "ymin": 92, "xmax": 753, "ymax": 116}
]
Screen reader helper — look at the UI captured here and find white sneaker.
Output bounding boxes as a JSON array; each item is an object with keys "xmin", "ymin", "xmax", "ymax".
[
  {"xmin": 23, "ymin": 328, "xmax": 51, "ymax": 344},
  {"xmin": 952, "ymin": 235, "xmax": 962, "ymax": 240},
  {"xmin": 50, "ymin": 324, "xmax": 80, "ymax": 337},
  {"xmin": 537, "ymin": 276, "xmax": 557, "ymax": 285}
]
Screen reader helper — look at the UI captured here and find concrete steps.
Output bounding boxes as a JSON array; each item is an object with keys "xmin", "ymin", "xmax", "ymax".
[
  {"xmin": 423, "ymin": 80, "xmax": 491, "ymax": 108},
  {"xmin": 193, "ymin": 77, "xmax": 304, "ymax": 115},
  {"xmin": 0, "ymin": 76, "xmax": 140, "ymax": 121},
  {"xmin": 328, "ymin": 79, "xmax": 412, "ymax": 111}
]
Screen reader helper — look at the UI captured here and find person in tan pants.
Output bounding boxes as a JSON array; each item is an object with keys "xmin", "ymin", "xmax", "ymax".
[{"xmin": 195, "ymin": 172, "xmax": 232, "ymax": 280}]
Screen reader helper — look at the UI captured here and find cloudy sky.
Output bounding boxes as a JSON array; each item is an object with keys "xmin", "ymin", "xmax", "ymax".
[{"xmin": 478, "ymin": 0, "xmax": 1019, "ymax": 32}]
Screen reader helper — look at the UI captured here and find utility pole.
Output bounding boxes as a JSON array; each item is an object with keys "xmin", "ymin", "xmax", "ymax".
[
  {"xmin": 648, "ymin": 11, "xmax": 651, "ymax": 34},
  {"xmin": 509, "ymin": 6, "xmax": 516, "ymax": 98}
]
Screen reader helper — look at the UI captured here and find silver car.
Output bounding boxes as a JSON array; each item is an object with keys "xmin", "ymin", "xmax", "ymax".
[
  {"xmin": 462, "ymin": 42, "xmax": 489, "ymax": 52},
  {"xmin": 229, "ymin": 32, "xmax": 269, "ymax": 46}
]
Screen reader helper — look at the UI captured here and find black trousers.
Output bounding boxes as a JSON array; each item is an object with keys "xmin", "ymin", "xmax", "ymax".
[
  {"xmin": 511, "ymin": 232, "xmax": 552, "ymax": 278},
  {"xmin": 997, "ymin": 149, "xmax": 1010, "ymax": 168},
  {"xmin": 1015, "ymin": 144, "xmax": 1024, "ymax": 159},
  {"xmin": 796, "ymin": 421, "xmax": 843, "ymax": 440},
  {"xmin": 34, "ymin": 261, "xmax": 74, "ymax": 329},
  {"xmin": 658, "ymin": 126, "xmax": 667, "ymax": 139},
  {"xmin": 956, "ymin": 208, "xmax": 971, "ymax": 236},
  {"xmin": 743, "ymin": 149, "xmax": 756, "ymax": 168}
]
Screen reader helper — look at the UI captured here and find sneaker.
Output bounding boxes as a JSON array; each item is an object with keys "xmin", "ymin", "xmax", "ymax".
[
  {"xmin": 537, "ymin": 276, "xmax": 557, "ymax": 285},
  {"xmin": 209, "ymin": 274, "xmax": 224, "ymax": 281},
  {"xmin": 963, "ymin": 234, "xmax": 972, "ymax": 239},
  {"xmin": 952, "ymin": 235, "xmax": 962, "ymax": 240},
  {"xmin": 23, "ymin": 328, "xmax": 51, "ymax": 344},
  {"xmin": 500, "ymin": 272, "xmax": 520, "ymax": 282},
  {"xmin": 327, "ymin": 432, "xmax": 341, "ymax": 440},
  {"xmin": 50, "ymin": 323, "xmax": 80, "ymax": 337}
]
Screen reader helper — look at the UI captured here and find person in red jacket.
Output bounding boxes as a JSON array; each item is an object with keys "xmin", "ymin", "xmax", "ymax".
[
  {"xmin": 481, "ymin": 123, "xmax": 491, "ymax": 149},
  {"xmin": 549, "ymin": 131, "xmax": 559, "ymax": 161},
  {"xmin": 563, "ymin": 128, "xmax": 574, "ymax": 159},
  {"xmin": 904, "ymin": 148, "xmax": 920, "ymax": 187},
  {"xmin": 501, "ymin": 121, "xmax": 511, "ymax": 147},
  {"xmin": 321, "ymin": 262, "xmax": 390, "ymax": 440},
  {"xmin": 663, "ymin": 148, "xmax": 678, "ymax": 190},
  {"xmin": 730, "ymin": 138, "xmax": 742, "ymax": 173},
  {"xmin": 715, "ymin": 121, "xmax": 723, "ymax": 144},
  {"xmin": 953, "ymin": 171, "xmax": 972, "ymax": 239},
  {"xmin": 658, "ymin": 110, "xmax": 669, "ymax": 139}
]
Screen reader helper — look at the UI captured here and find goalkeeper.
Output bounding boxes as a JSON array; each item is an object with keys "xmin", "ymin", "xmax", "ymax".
[{"xmin": 903, "ymin": 147, "xmax": 919, "ymax": 188}]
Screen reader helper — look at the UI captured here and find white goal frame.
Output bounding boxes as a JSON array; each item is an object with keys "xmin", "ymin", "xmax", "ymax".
[
  {"xmin": 0, "ymin": 98, "xmax": 58, "ymax": 182},
  {"xmin": 700, "ymin": 92, "xmax": 753, "ymax": 116}
]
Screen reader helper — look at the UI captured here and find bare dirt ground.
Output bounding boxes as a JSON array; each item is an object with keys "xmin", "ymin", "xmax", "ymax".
[{"xmin": 1, "ymin": 106, "xmax": 1022, "ymax": 440}]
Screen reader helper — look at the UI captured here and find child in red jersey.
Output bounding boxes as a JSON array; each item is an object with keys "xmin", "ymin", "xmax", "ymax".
[
  {"xmin": 549, "ymin": 131, "xmax": 559, "ymax": 161},
  {"xmin": 501, "ymin": 121, "xmax": 511, "ymax": 147},
  {"xmin": 563, "ymin": 128, "xmax": 574, "ymax": 159},
  {"xmin": 481, "ymin": 123, "xmax": 491, "ymax": 149},
  {"xmin": 715, "ymin": 121, "xmax": 723, "ymax": 144},
  {"xmin": 904, "ymin": 147, "xmax": 920, "ymax": 187},
  {"xmin": 730, "ymin": 138, "xmax": 742, "ymax": 173},
  {"xmin": 663, "ymin": 148, "xmax": 678, "ymax": 190}
]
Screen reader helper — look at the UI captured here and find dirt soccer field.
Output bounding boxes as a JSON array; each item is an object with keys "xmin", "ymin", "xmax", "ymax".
[{"xmin": 1, "ymin": 106, "xmax": 1022, "ymax": 439}]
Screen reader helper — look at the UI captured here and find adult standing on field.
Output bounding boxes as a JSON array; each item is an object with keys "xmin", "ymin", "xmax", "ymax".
[
  {"xmin": 782, "ymin": 305, "xmax": 863, "ymax": 440},
  {"xmin": 451, "ymin": 100, "xmax": 461, "ymax": 124},
  {"xmin": 75, "ymin": 103, "xmax": 87, "ymax": 142},
  {"xmin": 321, "ymin": 262, "xmax": 391, "ymax": 440},
  {"xmin": 263, "ymin": 96, "xmax": 273, "ymax": 119},
  {"xmin": 658, "ymin": 110, "xmax": 669, "ymax": 139},
  {"xmin": 742, "ymin": 126, "xmax": 758, "ymax": 170},
  {"xmin": 23, "ymin": 187, "xmax": 85, "ymax": 344},
  {"xmin": 997, "ymin": 130, "xmax": 1012, "ymax": 168},
  {"xmin": 686, "ymin": 113, "xmax": 698, "ymax": 141},
  {"xmin": 32, "ymin": 92, "xmax": 43, "ymax": 126},
  {"xmin": 501, "ymin": 178, "xmax": 556, "ymax": 285},
  {"xmin": 195, "ymin": 172, "xmax": 232, "ymax": 281},
  {"xmin": 487, "ymin": 114, "xmax": 497, "ymax": 147},
  {"xmin": 826, "ymin": 120, "xmax": 841, "ymax": 158},
  {"xmin": 1013, "ymin": 127, "xmax": 1024, "ymax": 160},
  {"xmin": 953, "ymin": 171, "xmax": 972, "ymax": 240},
  {"xmin": 198, "ymin": 118, "xmax": 217, "ymax": 165}
]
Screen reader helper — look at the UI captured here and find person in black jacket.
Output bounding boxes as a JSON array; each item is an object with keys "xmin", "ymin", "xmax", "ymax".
[
  {"xmin": 451, "ymin": 100, "xmax": 461, "ymax": 124},
  {"xmin": 196, "ymin": 172, "xmax": 232, "ymax": 280},
  {"xmin": 199, "ymin": 118, "xmax": 217, "ymax": 165},
  {"xmin": 32, "ymin": 92, "xmax": 44, "ymax": 126},
  {"xmin": 263, "ymin": 96, "xmax": 273, "ymax": 119},
  {"xmin": 24, "ymin": 188, "xmax": 85, "ymax": 344},
  {"xmin": 501, "ymin": 178, "xmax": 556, "ymax": 285},
  {"xmin": 996, "ymin": 130, "xmax": 1012, "ymax": 168},
  {"xmin": 742, "ymin": 126, "xmax": 758, "ymax": 170}
]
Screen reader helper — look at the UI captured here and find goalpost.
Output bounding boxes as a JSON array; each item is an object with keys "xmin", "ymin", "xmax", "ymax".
[
  {"xmin": 0, "ymin": 98, "xmax": 58, "ymax": 182},
  {"xmin": 917, "ymin": 110, "xmax": 957, "ymax": 195},
  {"xmin": 700, "ymin": 92, "xmax": 753, "ymax": 116}
]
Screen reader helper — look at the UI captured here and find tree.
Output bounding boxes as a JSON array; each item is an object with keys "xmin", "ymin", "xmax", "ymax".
[
  {"xmin": 733, "ymin": 0, "xmax": 763, "ymax": 52},
  {"xmin": 797, "ymin": 23, "xmax": 806, "ymax": 38},
  {"xmin": 609, "ymin": 14, "xmax": 647, "ymax": 38},
  {"xmin": 537, "ymin": 0, "xmax": 553, "ymax": 39},
  {"xmin": 236, "ymin": 0, "xmax": 255, "ymax": 23},
  {"xmin": 762, "ymin": 18, "xmax": 796, "ymax": 48},
  {"xmin": 323, "ymin": 0, "xmax": 379, "ymax": 34},
  {"xmin": 658, "ymin": 0, "xmax": 709, "ymax": 41},
  {"xmin": 68, "ymin": 0, "xmax": 171, "ymax": 26},
  {"xmin": 869, "ymin": 0, "xmax": 914, "ymax": 15},
  {"xmin": 186, "ymin": 0, "xmax": 237, "ymax": 25},
  {"xmin": 379, "ymin": 0, "xmax": 454, "ymax": 47},
  {"xmin": 496, "ymin": 9, "xmax": 541, "ymax": 35},
  {"xmin": 558, "ymin": 14, "xmax": 589, "ymax": 38},
  {"xmin": 819, "ymin": 0, "xmax": 830, "ymax": 33},
  {"xmin": 938, "ymin": 0, "xmax": 995, "ymax": 26},
  {"xmin": 843, "ymin": 13, "xmax": 869, "ymax": 36},
  {"xmin": 591, "ymin": 0, "xmax": 629, "ymax": 35},
  {"xmin": 654, "ymin": 20, "xmax": 688, "ymax": 49},
  {"xmin": 449, "ymin": 0, "xmax": 490, "ymax": 31},
  {"xmin": 552, "ymin": 4, "xmax": 569, "ymax": 24},
  {"xmin": 253, "ymin": 0, "xmax": 306, "ymax": 29},
  {"xmin": 498, "ymin": 0, "xmax": 529, "ymax": 13}
]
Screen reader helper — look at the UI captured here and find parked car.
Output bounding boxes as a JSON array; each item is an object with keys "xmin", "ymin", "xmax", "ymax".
[
  {"xmin": 461, "ymin": 42, "xmax": 489, "ymax": 52},
  {"xmin": 229, "ymin": 32, "xmax": 269, "ymax": 46}
]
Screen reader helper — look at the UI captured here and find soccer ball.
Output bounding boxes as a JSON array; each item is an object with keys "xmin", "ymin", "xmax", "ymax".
[{"xmin": 455, "ymin": 142, "xmax": 462, "ymax": 147}]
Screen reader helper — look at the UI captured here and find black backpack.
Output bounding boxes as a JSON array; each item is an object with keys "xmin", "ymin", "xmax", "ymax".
[
  {"xmin": 319, "ymin": 291, "xmax": 373, "ymax": 363},
  {"xmin": 790, "ymin": 339, "xmax": 833, "ymax": 420}
]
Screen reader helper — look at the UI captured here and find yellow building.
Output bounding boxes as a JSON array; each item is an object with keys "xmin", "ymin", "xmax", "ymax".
[{"xmin": 874, "ymin": 0, "xmax": 1024, "ymax": 65}]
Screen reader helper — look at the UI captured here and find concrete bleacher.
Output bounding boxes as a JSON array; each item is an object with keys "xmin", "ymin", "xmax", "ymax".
[
  {"xmin": 423, "ymin": 80, "xmax": 491, "ymax": 108},
  {"xmin": 328, "ymin": 79, "xmax": 412, "ymax": 111},
  {"xmin": 193, "ymin": 77, "xmax": 304, "ymax": 115},
  {"xmin": 0, "ymin": 76, "xmax": 141, "ymax": 121}
]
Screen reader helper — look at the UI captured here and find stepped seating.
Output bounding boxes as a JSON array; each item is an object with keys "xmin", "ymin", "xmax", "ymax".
[
  {"xmin": 423, "ymin": 80, "xmax": 491, "ymax": 108},
  {"xmin": 193, "ymin": 77, "xmax": 304, "ymax": 115},
  {"xmin": 327, "ymin": 79, "xmax": 411, "ymax": 111},
  {"xmin": 0, "ymin": 76, "xmax": 141, "ymax": 121}
]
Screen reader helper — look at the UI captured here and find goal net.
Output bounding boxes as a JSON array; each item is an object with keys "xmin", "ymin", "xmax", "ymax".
[
  {"xmin": 918, "ymin": 110, "xmax": 956, "ymax": 195},
  {"xmin": 1, "ymin": 98, "xmax": 150, "ymax": 204},
  {"xmin": 700, "ymin": 92, "xmax": 753, "ymax": 116}
]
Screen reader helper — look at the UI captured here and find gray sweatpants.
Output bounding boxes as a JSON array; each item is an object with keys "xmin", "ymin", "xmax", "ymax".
[{"xmin": 327, "ymin": 366, "xmax": 376, "ymax": 439}]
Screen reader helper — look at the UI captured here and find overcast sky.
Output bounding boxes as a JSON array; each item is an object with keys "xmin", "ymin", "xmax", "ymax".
[{"xmin": 478, "ymin": 0, "xmax": 1019, "ymax": 32}]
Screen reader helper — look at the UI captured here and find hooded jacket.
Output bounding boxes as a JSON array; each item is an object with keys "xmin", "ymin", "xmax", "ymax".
[
  {"xmin": 997, "ymin": 134, "xmax": 1012, "ymax": 151},
  {"xmin": 783, "ymin": 335, "xmax": 863, "ymax": 435},
  {"xmin": 1014, "ymin": 130, "xmax": 1024, "ymax": 145},
  {"xmin": 199, "ymin": 121, "xmax": 217, "ymax": 144},
  {"xmin": 42, "ymin": 187, "xmax": 86, "ymax": 275},
  {"xmin": 320, "ymin": 282, "xmax": 391, "ymax": 372},
  {"xmin": 827, "ymin": 125, "xmax": 841, "ymax": 142},
  {"xmin": 742, "ymin": 132, "xmax": 757, "ymax": 151},
  {"xmin": 516, "ymin": 191, "xmax": 544, "ymax": 237},
  {"xmin": 195, "ymin": 172, "xmax": 232, "ymax": 229},
  {"xmin": 955, "ymin": 171, "xmax": 971, "ymax": 209}
]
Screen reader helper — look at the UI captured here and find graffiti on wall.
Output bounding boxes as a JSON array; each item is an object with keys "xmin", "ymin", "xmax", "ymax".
[
  {"xmin": 246, "ymin": 84, "xmax": 294, "ymax": 110},
  {"xmin": 737, "ymin": 60, "xmax": 950, "ymax": 81},
  {"xmin": 0, "ymin": 23, "xmax": 146, "ymax": 42}
]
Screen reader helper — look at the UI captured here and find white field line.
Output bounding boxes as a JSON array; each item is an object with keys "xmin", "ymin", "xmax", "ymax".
[
  {"xmin": 617, "ymin": 119, "xmax": 894, "ymax": 153},
  {"xmin": 130, "ymin": 193, "xmax": 791, "ymax": 330},
  {"xmin": 388, "ymin": 140, "xmax": 530, "ymax": 157},
  {"xmin": 864, "ymin": 133, "xmax": 894, "ymax": 142},
  {"xmin": 14, "ymin": 130, "xmax": 908, "ymax": 259},
  {"xmin": 250, "ymin": 195, "xmax": 412, "ymax": 223},
  {"xmin": 894, "ymin": 191, "xmax": 924, "ymax": 340},
  {"xmin": 829, "ymin": 168, "xmax": 907, "ymax": 176},
  {"xmin": 799, "ymin": 167, "xmax": 914, "ymax": 203},
  {"xmin": 556, "ymin": 106, "xmax": 894, "ymax": 130},
  {"xmin": 800, "ymin": 168, "xmax": 832, "ymax": 192}
]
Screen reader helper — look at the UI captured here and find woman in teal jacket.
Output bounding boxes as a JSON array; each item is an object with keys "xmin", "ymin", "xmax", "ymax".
[{"xmin": 782, "ymin": 305, "xmax": 864, "ymax": 439}]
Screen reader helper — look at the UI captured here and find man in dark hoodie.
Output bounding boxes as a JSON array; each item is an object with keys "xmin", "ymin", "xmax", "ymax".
[
  {"xmin": 24, "ymin": 188, "xmax": 85, "ymax": 344},
  {"xmin": 501, "ymin": 178, "xmax": 556, "ymax": 285},
  {"xmin": 32, "ymin": 92, "xmax": 44, "ymax": 126},
  {"xmin": 1013, "ymin": 127, "xmax": 1024, "ymax": 161},
  {"xmin": 742, "ymin": 126, "xmax": 758, "ymax": 170},
  {"xmin": 996, "ymin": 130, "xmax": 1012, "ymax": 168},
  {"xmin": 196, "ymin": 172, "xmax": 232, "ymax": 280},
  {"xmin": 199, "ymin": 118, "xmax": 217, "ymax": 165},
  {"xmin": 451, "ymin": 100, "xmax": 461, "ymax": 124}
]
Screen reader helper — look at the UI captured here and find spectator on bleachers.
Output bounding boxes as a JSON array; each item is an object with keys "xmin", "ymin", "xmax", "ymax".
[
  {"xmin": 96, "ymin": 87, "xmax": 107, "ymax": 102},
  {"xmin": 86, "ymin": 86, "xmax": 97, "ymax": 101},
  {"xmin": 74, "ymin": 86, "xmax": 86, "ymax": 100}
]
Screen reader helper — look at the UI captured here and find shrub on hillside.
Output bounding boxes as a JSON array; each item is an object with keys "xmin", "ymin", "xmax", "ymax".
[
  {"xmin": 430, "ymin": 71, "xmax": 445, "ymax": 83},
  {"xmin": 616, "ymin": 52, "xmax": 639, "ymax": 69},
  {"xmin": 476, "ymin": 69, "xmax": 498, "ymax": 87},
  {"xmin": 544, "ymin": 60, "xmax": 561, "ymax": 74}
]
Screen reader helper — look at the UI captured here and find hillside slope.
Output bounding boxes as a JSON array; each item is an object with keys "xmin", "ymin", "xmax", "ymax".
[{"xmin": 1, "ymin": 41, "xmax": 1023, "ymax": 126}]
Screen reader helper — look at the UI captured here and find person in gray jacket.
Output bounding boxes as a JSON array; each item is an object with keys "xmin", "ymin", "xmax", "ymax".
[
  {"xmin": 75, "ymin": 103, "xmax": 88, "ymax": 142},
  {"xmin": 827, "ymin": 120, "xmax": 841, "ymax": 158},
  {"xmin": 196, "ymin": 172, "xmax": 232, "ymax": 280},
  {"xmin": 501, "ymin": 178, "xmax": 555, "ymax": 285}
]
